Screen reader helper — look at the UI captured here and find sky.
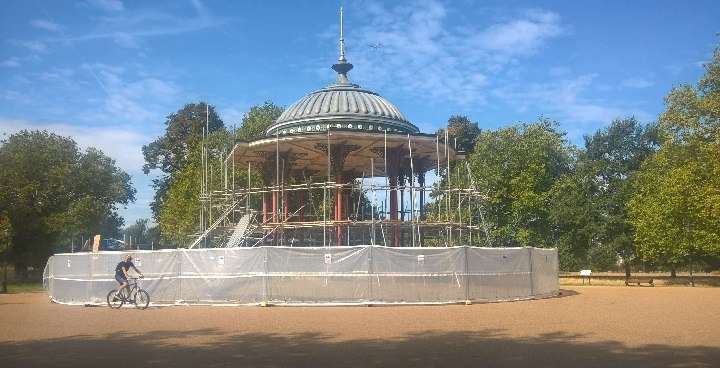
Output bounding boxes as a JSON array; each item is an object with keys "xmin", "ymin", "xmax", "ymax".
[{"xmin": 1, "ymin": 0, "xmax": 719, "ymax": 228}]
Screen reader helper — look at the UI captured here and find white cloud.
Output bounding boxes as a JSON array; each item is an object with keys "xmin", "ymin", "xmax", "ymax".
[
  {"xmin": 0, "ymin": 58, "xmax": 21, "ymax": 68},
  {"xmin": 30, "ymin": 19, "xmax": 63, "ymax": 32},
  {"xmin": 70, "ymin": 1, "xmax": 229, "ymax": 48},
  {"xmin": 471, "ymin": 10, "xmax": 564, "ymax": 56},
  {"xmin": 621, "ymin": 77, "xmax": 654, "ymax": 89},
  {"xmin": 85, "ymin": 0, "xmax": 125, "ymax": 13},
  {"xmin": 0, "ymin": 90, "xmax": 31, "ymax": 105},
  {"xmin": 492, "ymin": 73, "xmax": 628, "ymax": 126},
  {"xmin": 11, "ymin": 39, "xmax": 47, "ymax": 52},
  {"xmin": 333, "ymin": 1, "xmax": 565, "ymax": 108},
  {"xmin": 0, "ymin": 118, "xmax": 147, "ymax": 173}
]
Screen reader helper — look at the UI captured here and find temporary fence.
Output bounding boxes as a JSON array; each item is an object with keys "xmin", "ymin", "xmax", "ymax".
[{"xmin": 43, "ymin": 245, "xmax": 558, "ymax": 306}]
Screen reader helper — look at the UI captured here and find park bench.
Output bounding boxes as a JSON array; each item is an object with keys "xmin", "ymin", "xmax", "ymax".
[{"xmin": 625, "ymin": 277, "xmax": 654, "ymax": 286}]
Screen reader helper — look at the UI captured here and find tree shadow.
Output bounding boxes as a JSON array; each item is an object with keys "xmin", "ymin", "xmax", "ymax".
[{"xmin": 1, "ymin": 325, "xmax": 717, "ymax": 368}]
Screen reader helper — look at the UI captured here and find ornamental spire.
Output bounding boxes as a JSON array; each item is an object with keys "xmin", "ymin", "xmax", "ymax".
[{"xmin": 332, "ymin": 7, "xmax": 353, "ymax": 84}]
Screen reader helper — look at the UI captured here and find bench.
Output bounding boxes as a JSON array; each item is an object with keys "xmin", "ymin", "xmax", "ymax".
[
  {"xmin": 625, "ymin": 277, "xmax": 654, "ymax": 286},
  {"xmin": 580, "ymin": 270, "xmax": 592, "ymax": 285}
]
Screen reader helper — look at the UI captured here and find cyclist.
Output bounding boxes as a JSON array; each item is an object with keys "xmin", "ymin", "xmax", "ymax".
[{"xmin": 114, "ymin": 254, "xmax": 143, "ymax": 300}]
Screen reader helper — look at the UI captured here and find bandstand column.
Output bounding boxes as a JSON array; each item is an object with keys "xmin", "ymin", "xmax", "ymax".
[
  {"xmin": 322, "ymin": 140, "xmax": 360, "ymax": 246},
  {"xmin": 260, "ymin": 173, "xmax": 273, "ymax": 246},
  {"xmin": 272, "ymin": 180, "xmax": 278, "ymax": 223},
  {"xmin": 291, "ymin": 171, "xmax": 305, "ymax": 247},
  {"xmin": 415, "ymin": 156, "xmax": 431, "ymax": 247},
  {"xmin": 334, "ymin": 173, "xmax": 343, "ymax": 246},
  {"xmin": 384, "ymin": 146, "xmax": 406, "ymax": 247}
]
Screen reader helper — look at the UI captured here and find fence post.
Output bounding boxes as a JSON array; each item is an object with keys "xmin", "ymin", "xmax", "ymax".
[
  {"xmin": 368, "ymin": 245, "xmax": 373, "ymax": 303},
  {"xmin": 464, "ymin": 246, "xmax": 470, "ymax": 301},
  {"xmin": 176, "ymin": 249, "xmax": 182, "ymax": 304},
  {"xmin": 528, "ymin": 247, "xmax": 534, "ymax": 297},
  {"xmin": 262, "ymin": 247, "xmax": 268, "ymax": 303}
]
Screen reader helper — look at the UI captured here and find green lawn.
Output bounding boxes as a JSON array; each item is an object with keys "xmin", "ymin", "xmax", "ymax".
[{"xmin": 2, "ymin": 281, "xmax": 44, "ymax": 293}]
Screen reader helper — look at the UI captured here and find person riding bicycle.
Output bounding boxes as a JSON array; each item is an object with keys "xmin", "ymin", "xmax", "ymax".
[{"xmin": 114, "ymin": 254, "xmax": 143, "ymax": 300}]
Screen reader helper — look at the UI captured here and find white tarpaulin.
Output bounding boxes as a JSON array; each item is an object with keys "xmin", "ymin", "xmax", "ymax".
[{"xmin": 44, "ymin": 246, "xmax": 558, "ymax": 306}]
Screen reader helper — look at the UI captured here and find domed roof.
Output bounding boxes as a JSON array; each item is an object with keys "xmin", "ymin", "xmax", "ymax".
[{"xmin": 265, "ymin": 31, "xmax": 418, "ymax": 137}]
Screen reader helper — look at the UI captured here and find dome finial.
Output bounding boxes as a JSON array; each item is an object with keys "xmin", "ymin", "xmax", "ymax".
[
  {"xmin": 332, "ymin": 7, "xmax": 353, "ymax": 84},
  {"xmin": 339, "ymin": 7, "xmax": 346, "ymax": 62}
]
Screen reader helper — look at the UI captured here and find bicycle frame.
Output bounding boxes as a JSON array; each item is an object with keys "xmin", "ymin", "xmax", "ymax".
[
  {"xmin": 122, "ymin": 278, "xmax": 141, "ymax": 300},
  {"xmin": 108, "ymin": 276, "xmax": 149, "ymax": 310}
]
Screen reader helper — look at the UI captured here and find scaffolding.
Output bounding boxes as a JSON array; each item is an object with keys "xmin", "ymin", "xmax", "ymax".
[{"xmin": 191, "ymin": 129, "xmax": 491, "ymax": 249}]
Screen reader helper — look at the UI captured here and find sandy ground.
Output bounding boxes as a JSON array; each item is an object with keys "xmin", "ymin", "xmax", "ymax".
[{"xmin": 1, "ymin": 287, "xmax": 719, "ymax": 368}]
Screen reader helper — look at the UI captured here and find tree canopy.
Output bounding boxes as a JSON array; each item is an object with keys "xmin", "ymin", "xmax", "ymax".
[
  {"xmin": 235, "ymin": 101, "xmax": 284, "ymax": 140},
  {"xmin": 465, "ymin": 118, "xmax": 572, "ymax": 248},
  {"xmin": 628, "ymin": 44, "xmax": 720, "ymax": 267},
  {"xmin": 435, "ymin": 115, "xmax": 481, "ymax": 153},
  {"xmin": 142, "ymin": 102, "xmax": 224, "ymax": 219},
  {"xmin": 156, "ymin": 101, "xmax": 283, "ymax": 246},
  {"xmin": 0, "ymin": 130, "xmax": 135, "ymax": 277},
  {"xmin": 550, "ymin": 117, "xmax": 658, "ymax": 272}
]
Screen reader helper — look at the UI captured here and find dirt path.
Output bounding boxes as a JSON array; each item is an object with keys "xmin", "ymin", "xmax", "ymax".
[{"xmin": 1, "ymin": 287, "xmax": 719, "ymax": 367}]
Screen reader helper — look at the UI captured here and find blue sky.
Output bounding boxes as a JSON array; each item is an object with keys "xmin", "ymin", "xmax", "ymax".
[{"xmin": 1, "ymin": 0, "xmax": 718, "ymax": 227}]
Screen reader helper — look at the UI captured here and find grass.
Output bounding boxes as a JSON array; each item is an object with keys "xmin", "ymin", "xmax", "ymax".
[
  {"xmin": 560, "ymin": 272, "xmax": 720, "ymax": 287},
  {"xmin": 1, "ymin": 280, "xmax": 44, "ymax": 293}
]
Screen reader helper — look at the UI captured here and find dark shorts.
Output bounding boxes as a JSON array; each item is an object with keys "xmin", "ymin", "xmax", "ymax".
[{"xmin": 115, "ymin": 274, "xmax": 127, "ymax": 285}]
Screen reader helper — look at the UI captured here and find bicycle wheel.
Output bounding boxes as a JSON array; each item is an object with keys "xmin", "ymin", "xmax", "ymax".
[
  {"xmin": 134, "ymin": 289, "xmax": 150, "ymax": 310},
  {"xmin": 107, "ymin": 289, "xmax": 124, "ymax": 309}
]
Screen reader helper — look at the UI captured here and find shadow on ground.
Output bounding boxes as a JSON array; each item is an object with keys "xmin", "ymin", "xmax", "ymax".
[{"xmin": 2, "ymin": 326, "xmax": 717, "ymax": 368}]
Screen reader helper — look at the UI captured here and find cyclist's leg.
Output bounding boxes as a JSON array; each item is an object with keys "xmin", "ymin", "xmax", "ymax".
[{"xmin": 115, "ymin": 274, "xmax": 128, "ymax": 298}]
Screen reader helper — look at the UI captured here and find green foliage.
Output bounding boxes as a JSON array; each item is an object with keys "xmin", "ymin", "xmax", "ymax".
[
  {"xmin": 234, "ymin": 101, "xmax": 284, "ymax": 140},
  {"xmin": 142, "ymin": 102, "xmax": 224, "ymax": 219},
  {"xmin": 155, "ymin": 101, "xmax": 284, "ymax": 247},
  {"xmin": 550, "ymin": 117, "xmax": 658, "ymax": 271},
  {"xmin": 463, "ymin": 118, "xmax": 572, "ymax": 248},
  {"xmin": 122, "ymin": 218, "xmax": 151, "ymax": 245},
  {"xmin": 629, "ymin": 43, "xmax": 720, "ymax": 267},
  {"xmin": 435, "ymin": 115, "xmax": 481, "ymax": 153},
  {"xmin": 0, "ymin": 130, "xmax": 135, "ymax": 278},
  {"xmin": 159, "ymin": 129, "xmax": 231, "ymax": 246}
]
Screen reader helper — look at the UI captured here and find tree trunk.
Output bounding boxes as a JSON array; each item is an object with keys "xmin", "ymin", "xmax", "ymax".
[
  {"xmin": 670, "ymin": 263, "xmax": 677, "ymax": 278},
  {"xmin": 624, "ymin": 262, "xmax": 631, "ymax": 278}
]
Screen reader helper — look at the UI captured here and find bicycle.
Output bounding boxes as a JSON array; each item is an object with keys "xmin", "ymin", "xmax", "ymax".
[{"xmin": 107, "ymin": 276, "xmax": 150, "ymax": 310}]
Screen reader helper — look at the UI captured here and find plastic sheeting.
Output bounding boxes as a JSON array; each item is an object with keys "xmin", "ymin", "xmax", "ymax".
[{"xmin": 43, "ymin": 246, "xmax": 558, "ymax": 306}]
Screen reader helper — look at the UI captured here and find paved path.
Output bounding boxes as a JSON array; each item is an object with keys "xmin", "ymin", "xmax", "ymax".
[{"xmin": 1, "ymin": 287, "xmax": 719, "ymax": 367}]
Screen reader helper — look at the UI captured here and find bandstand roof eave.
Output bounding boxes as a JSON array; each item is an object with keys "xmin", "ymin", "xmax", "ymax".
[{"xmin": 224, "ymin": 130, "xmax": 460, "ymax": 179}]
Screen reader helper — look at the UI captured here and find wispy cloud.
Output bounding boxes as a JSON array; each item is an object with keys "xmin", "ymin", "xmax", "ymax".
[
  {"xmin": 492, "ymin": 73, "xmax": 634, "ymax": 128},
  {"xmin": 10, "ymin": 39, "xmax": 47, "ymax": 52},
  {"xmin": 0, "ymin": 58, "xmax": 21, "ymax": 68},
  {"xmin": 0, "ymin": 118, "xmax": 146, "ymax": 172},
  {"xmin": 83, "ymin": 0, "xmax": 125, "ymax": 13},
  {"xmin": 69, "ymin": 1, "xmax": 230, "ymax": 48},
  {"xmin": 30, "ymin": 19, "xmax": 63, "ymax": 32},
  {"xmin": 621, "ymin": 77, "xmax": 654, "ymax": 89},
  {"xmin": 333, "ymin": 0, "xmax": 565, "ymax": 108}
]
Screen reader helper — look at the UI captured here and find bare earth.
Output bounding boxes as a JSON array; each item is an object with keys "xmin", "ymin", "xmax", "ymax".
[{"xmin": 1, "ymin": 287, "xmax": 719, "ymax": 368}]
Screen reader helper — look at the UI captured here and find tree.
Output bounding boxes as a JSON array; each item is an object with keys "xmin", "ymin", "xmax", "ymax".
[
  {"xmin": 156, "ymin": 102, "xmax": 283, "ymax": 246},
  {"xmin": 122, "ymin": 218, "xmax": 151, "ymax": 246},
  {"xmin": 628, "ymin": 43, "xmax": 720, "ymax": 272},
  {"xmin": 142, "ymin": 102, "xmax": 224, "ymax": 219},
  {"xmin": 435, "ymin": 115, "xmax": 481, "ymax": 154},
  {"xmin": 0, "ymin": 130, "xmax": 135, "ymax": 278},
  {"xmin": 235, "ymin": 101, "xmax": 284, "ymax": 140},
  {"xmin": 550, "ymin": 118, "xmax": 658, "ymax": 272},
  {"xmin": 463, "ymin": 118, "xmax": 572, "ymax": 248}
]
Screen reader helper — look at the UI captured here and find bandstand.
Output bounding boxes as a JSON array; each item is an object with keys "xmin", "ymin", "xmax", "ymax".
[
  {"xmin": 43, "ymin": 10, "xmax": 560, "ymax": 307},
  {"xmin": 190, "ymin": 9, "xmax": 489, "ymax": 249}
]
